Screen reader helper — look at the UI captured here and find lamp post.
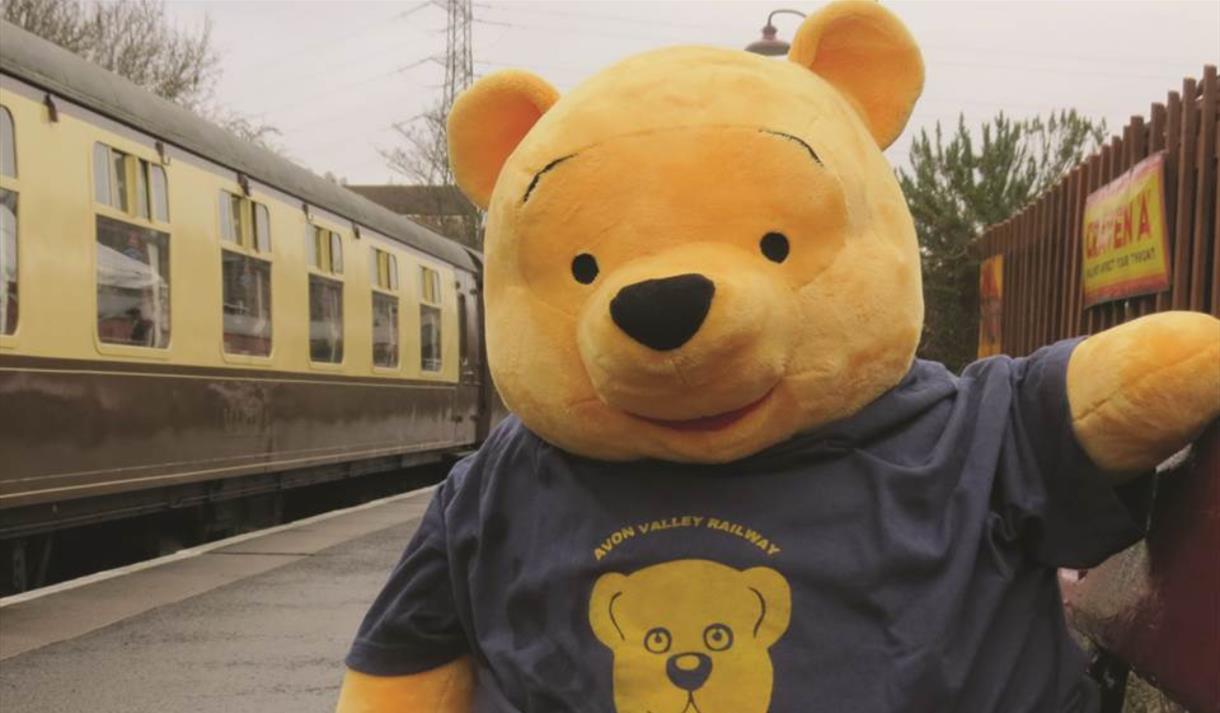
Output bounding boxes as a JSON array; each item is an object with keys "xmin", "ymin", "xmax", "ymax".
[{"xmin": 744, "ymin": 9, "xmax": 807, "ymax": 56}]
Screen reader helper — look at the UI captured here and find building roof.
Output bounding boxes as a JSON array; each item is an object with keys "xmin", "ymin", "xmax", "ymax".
[{"xmin": 0, "ymin": 20, "xmax": 476, "ymax": 270}]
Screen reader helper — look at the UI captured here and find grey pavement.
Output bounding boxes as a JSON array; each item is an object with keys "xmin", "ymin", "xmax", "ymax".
[{"xmin": 0, "ymin": 495, "xmax": 428, "ymax": 713}]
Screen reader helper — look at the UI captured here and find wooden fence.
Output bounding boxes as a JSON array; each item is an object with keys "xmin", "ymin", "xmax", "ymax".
[{"xmin": 976, "ymin": 65, "xmax": 1219, "ymax": 357}]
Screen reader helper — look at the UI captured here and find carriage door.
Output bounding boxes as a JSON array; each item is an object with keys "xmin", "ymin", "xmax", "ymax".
[{"xmin": 454, "ymin": 271, "xmax": 482, "ymax": 444}]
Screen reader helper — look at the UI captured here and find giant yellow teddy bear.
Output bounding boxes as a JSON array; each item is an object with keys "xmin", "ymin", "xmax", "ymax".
[{"xmin": 336, "ymin": 2, "xmax": 1220, "ymax": 712}]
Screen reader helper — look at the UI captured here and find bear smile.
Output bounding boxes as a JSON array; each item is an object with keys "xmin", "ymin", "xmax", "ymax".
[
  {"xmin": 647, "ymin": 692, "xmax": 704, "ymax": 713},
  {"xmin": 631, "ymin": 388, "xmax": 774, "ymax": 432}
]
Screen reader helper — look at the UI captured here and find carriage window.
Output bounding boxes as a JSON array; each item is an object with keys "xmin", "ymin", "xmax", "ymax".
[
  {"xmin": 372, "ymin": 293, "xmax": 399, "ymax": 368},
  {"xmin": 305, "ymin": 224, "xmax": 318, "ymax": 267},
  {"xmin": 219, "ymin": 194, "xmax": 271, "ymax": 356},
  {"xmin": 308, "ymin": 226, "xmax": 342, "ymax": 273},
  {"xmin": 135, "ymin": 160, "xmax": 168, "ymax": 222},
  {"xmin": 309, "ymin": 275, "xmax": 343, "ymax": 363},
  {"xmin": 135, "ymin": 160, "xmax": 151, "ymax": 219},
  {"xmin": 221, "ymin": 192, "xmax": 270, "ymax": 253},
  {"xmin": 329, "ymin": 231, "xmax": 343, "ymax": 273},
  {"xmin": 370, "ymin": 247, "xmax": 399, "ymax": 369},
  {"xmin": 222, "ymin": 251, "xmax": 271, "ymax": 356},
  {"xmin": 458, "ymin": 293, "xmax": 469, "ymax": 367},
  {"xmin": 92, "ymin": 143, "xmax": 110, "ymax": 204},
  {"xmin": 110, "ymin": 148, "xmax": 129, "ymax": 211},
  {"xmin": 220, "ymin": 191, "xmax": 243, "ymax": 244},
  {"xmin": 0, "ymin": 106, "xmax": 15, "ymax": 178},
  {"xmin": 96, "ymin": 214, "xmax": 170, "ymax": 348},
  {"xmin": 370, "ymin": 247, "xmax": 398, "ymax": 291},
  {"xmin": 419, "ymin": 265, "xmax": 442, "ymax": 372},
  {"xmin": 1, "ymin": 189, "xmax": 16, "ymax": 335},
  {"xmin": 420, "ymin": 305, "xmax": 442, "ymax": 372},
  {"xmin": 93, "ymin": 142, "xmax": 131, "ymax": 210},
  {"xmin": 254, "ymin": 203, "xmax": 271, "ymax": 253},
  {"xmin": 1, "ymin": 108, "xmax": 17, "ymax": 334},
  {"xmin": 420, "ymin": 265, "xmax": 441, "ymax": 304},
  {"xmin": 150, "ymin": 165, "xmax": 169, "ymax": 222}
]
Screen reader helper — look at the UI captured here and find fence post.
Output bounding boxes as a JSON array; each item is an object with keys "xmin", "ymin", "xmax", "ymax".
[
  {"xmin": 1172, "ymin": 77, "xmax": 1199, "ymax": 310},
  {"xmin": 974, "ymin": 67, "xmax": 1218, "ymax": 354},
  {"xmin": 1190, "ymin": 65, "xmax": 1217, "ymax": 312}
]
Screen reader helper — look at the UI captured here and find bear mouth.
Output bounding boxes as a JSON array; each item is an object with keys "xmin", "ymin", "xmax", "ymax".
[
  {"xmin": 631, "ymin": 388, "xmax": 773, "ymax": 432},
  {"xmin": 648, "ymin": 692, "xmax": 703, "ymax": 713}
]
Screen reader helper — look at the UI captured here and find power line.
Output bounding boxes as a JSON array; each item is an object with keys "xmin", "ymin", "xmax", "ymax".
[
  {"xmin": 246, "ymin": 55, "xmax": 439, "ymax": 120},
  {"xmin": 472, "ymin": 15, "xmax": 695, "ymax": 45},
  {"xmin": 290, "ymin": 123, "xmax": 400, "ymax": 164},
  {"xmin": 930, "ymin": 58, "xmax": 1188, "ymax": 82},
  {"xmin": 225, "ymin": 6, "xmax": 1203, "ymax": 117},
  {"xmin": 473, "ymin": 2, "xmax": 729, "ymax": 32},
  {"xmin": 241, "ymin": 3, "xmax": 431, "ymax": 73},
  {"xmin": 471, "ymin": 10, "xmax": 1210, "ymax": 72},
  {"xmin": 919, "ymin": 41, "xmax": 1212, "ymax": 69},
  {"xmin": 233, "ymin": 4, "xmax": 1210, "ymax": 181},
  {"xmin": 472, "ymin": 51, "xmax": 1189, "ymax": 84},
  {"xmin": 224, "ymin": 3, "xmax": 439, "ymax": 105}
]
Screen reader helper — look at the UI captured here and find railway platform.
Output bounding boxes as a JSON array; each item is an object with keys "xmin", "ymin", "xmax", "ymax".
[{"xmin": 0, "ymin": 487, "xmax": 435, "ymax": 713}]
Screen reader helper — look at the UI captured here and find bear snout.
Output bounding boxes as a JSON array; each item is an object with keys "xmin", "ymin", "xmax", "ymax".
[
  {"xmin": 666, "ymin": 652, "xmax": 712, "ymax": 691},
  {"xmin": 609, "ymin": 274, "xmax": 715, "ymax": 351}
]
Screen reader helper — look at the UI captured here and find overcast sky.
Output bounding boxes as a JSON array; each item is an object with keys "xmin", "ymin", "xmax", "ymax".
[{"xmin": 163, "ymin": 0, "xmax": 1220, "ymax": 184}]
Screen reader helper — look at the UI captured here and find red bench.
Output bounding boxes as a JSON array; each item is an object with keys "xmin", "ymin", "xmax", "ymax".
[{"xmin": 1060, "ymin": 424, "xmax": 1220, "ymax": 712}]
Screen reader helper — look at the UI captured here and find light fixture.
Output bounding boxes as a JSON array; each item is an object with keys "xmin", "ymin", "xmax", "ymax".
[{"xmin": 745, "ymin": 9, "xmax": 807, "ymax": 56}]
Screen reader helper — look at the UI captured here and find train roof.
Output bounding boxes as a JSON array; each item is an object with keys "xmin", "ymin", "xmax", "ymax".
[{"xmin": 0, "ymin": 20, "xmax": 477, "ymax": 271}]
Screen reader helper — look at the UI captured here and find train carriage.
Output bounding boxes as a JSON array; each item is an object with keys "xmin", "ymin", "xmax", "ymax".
[{"xmin": 0, "ymin": 21, "xmax": 491, "ymax": 562}]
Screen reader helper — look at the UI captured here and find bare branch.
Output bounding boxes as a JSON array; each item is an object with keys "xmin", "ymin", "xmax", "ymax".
[
  {"xmin": 379, "ymin": 100, "xmax": 483, "ymax": 248},
  {"xmin": 3, "ymin": 0, "xmax": 219, "ymax": 109}
]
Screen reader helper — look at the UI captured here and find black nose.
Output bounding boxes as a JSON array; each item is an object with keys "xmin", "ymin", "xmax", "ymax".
[
  {"xmin": 666, "ymin": 652, "xmax": 712, "ymax": 691},
  {"xmin": 609, "ymin": 274, "xmax": 715, "ymax": 351}
]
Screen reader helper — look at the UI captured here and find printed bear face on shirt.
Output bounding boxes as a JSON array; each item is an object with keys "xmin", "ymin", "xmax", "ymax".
[
  {"xmin": 589, "ymin": 560, "xmax": 792, "ymax": 713},
  {"xmin": 448, "ymin": 1, "xmax": 926, "ymax": 462}
]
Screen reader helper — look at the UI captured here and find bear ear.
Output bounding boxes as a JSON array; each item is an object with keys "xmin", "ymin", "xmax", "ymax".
[
  {"xmin": 447, "ymin": 69, "xmax": 560, "ymax": 210},
  {"xmin": 742, "ymin": 567, "xmax": 791, "ymax": 648},
  {"xmin": 588, "ymin": 572, "xmax": 629, "ymax": 649},
  {"xmin": 787, "ymin": 0, "xmax": 924, "ymax": 149}
]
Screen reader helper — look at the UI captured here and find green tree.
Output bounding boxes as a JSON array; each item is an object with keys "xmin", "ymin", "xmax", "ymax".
[{"xmin": 898, "ymin": 111, "xmax": 1106, "ymax": 371}]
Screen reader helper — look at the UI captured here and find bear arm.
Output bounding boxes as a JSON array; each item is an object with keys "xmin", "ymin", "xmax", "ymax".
[
  {"xmin": 1067, "ymin": 311, "xmax": 1220, "ymax": 477},
  {"xmin": 335, "ymin": 657, "xmax": 474, "ymax": 713}
]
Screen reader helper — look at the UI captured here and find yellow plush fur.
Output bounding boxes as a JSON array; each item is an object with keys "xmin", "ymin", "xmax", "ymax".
[
  {"xmin": 335, "ymin": 659, "xmax": 472, "ymax": 713},
  {"xmin": 1067, "ymin": 311, "xmax": 1220, "ymax": 474}
]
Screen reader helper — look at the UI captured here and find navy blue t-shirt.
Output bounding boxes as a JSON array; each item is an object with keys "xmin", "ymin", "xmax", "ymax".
[{"xmin": 346, "ymin": 340, "xmax": 1144, "ymax": 713}]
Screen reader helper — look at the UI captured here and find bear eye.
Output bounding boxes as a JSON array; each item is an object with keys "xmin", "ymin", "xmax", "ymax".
[
  {"xmin": 571, "ymin": 253, "xmax": 599, "ymax": 284},
  {"xmin": 703, "ymin": 623, "xmax": 734, "ymax": 651},
  {"xmin": 643, "ymin": 627, "xmax": 672, "ymax": 654},
  {"xmin": 760, "ymin": 232, "xmax": 790, "ymax": 263}
]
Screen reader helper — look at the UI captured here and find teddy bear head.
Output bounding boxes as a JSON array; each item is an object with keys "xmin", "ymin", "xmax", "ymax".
[{"xmin": 448, "ymin": 1, "xmax": 925, "ymax": 462}]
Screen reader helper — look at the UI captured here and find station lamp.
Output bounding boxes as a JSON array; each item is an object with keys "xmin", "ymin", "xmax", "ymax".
[{"xmin": 745, "ymin": 9, "xmax": 807, "ymax": 56}]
